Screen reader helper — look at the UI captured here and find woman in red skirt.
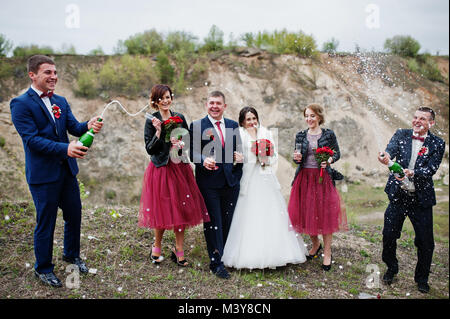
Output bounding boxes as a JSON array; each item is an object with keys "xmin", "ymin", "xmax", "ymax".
[
  {"xmin": 288, "ymin": 103, "xmax": 347, "ymax": 271},
  {"xmin": 138, "ymin": 84, "xmax": 209, "ymax": 267}
]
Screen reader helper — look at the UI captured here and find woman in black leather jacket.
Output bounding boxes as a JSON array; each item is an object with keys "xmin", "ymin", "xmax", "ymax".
[
  {"xmin": 138, "ymin": 84, "xmax": 209, "ymax": 267},
  {"xmin": 287, "ymin": 104, "xmax": 347, "ymax": 271}
]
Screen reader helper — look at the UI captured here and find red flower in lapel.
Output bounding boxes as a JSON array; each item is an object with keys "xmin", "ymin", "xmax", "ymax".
[
  {"xmin": 52, "ymin": 105, "xmax": 62, "ymax": 119},
  {"xmin": 206, "ymin": 128, "xmax": 215, "ymax": 140},
  {"xmin": 418, "ymin": 146, "xmax": 428, "ymax": 156}
]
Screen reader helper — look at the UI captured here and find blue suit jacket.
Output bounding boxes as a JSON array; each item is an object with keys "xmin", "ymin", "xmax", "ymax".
[
  {"xmin": 10, "ymin": 87, "xmax": 88, "ymax": 185},
  {"xmin": 189, "ymin": 116, "xmax": 243, "ymax": 189},
  {"xmin": 384, "ymin": 129, "xmax": 445, "ymax": 207}
]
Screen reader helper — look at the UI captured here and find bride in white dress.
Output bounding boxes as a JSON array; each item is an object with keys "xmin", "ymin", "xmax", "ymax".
[{"xmin": 222, "ymin": 107, "xmax": 307, "ymax": 270}]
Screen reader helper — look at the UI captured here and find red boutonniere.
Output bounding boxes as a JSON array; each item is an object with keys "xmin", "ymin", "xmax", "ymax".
[
  {"xmin": 206, "ymin": 128, "xmax": 215, "ymax": 141},
  {"xmin": 418, "ymin": 146, "xmax": 428, "ymax": 156},
  {"xmin": 52, "ymin": 105, "xmax": 61, "ymax": 119}
]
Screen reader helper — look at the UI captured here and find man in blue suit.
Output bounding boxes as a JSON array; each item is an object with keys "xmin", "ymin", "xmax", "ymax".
[
  {"xmin": 378, "ymin": 107, "xmax": 445, "ymax": 293},
  {"xmin": 190, "ymin": 91, "xmax": 243, "ymax": 279},
  {"xmin": 10, "ymin": 55, "xmax": 103, "ymax": 287}
]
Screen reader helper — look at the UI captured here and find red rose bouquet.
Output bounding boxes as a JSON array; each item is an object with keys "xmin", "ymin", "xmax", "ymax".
[
  {"xmin": 163, "ymin": 116, "xmax": 183, "ymax": 142},
  {"xmin": 314, "ymin": 146, "xmax": 334, "ymax": 183},
  {"xmin": 251, "ymin": 139, "xmax": 274, "ymax": 167}
]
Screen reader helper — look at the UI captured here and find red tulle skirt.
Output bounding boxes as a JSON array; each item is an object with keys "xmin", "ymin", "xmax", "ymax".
[
  {"xmin": 288, "ymin": 168, "xmax": 348, "ymax": 236},
  {"xmin": 138, "ymin": 161, "xmax": 209, "ymax": 231}
]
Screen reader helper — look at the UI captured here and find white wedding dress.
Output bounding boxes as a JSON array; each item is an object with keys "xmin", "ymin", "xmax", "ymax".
[{"xmin": 222, "ymin": 126, "xmax": 307, "ymax": 269}]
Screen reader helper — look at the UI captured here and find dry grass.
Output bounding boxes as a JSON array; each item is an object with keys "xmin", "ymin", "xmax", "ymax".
[{"xmin": 0, "ymin": 182, "xmax": 448, "ymax": 300}]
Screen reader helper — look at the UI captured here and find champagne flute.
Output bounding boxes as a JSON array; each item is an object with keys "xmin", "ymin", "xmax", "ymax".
[
  {"xmin": 207, "ymin": 147, "xmax": 218, "ymax": 170},
  {"xmin": 294, "ymin": 143, "xmax": 302, "ymax": 161}
]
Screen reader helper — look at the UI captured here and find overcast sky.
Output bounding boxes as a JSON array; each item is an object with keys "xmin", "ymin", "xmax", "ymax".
[{"xmin": 1, "ymin": 0, "xmax": 448, "ymax": 55}]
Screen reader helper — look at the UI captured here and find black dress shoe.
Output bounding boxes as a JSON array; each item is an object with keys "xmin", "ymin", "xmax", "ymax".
[
  {"xmin": 382, "ymin": 269, "xmax": 397, "ymax": 285},
  {"xmin": 63, "ymin": 255, "xmax": 89, "ymax": 274},
  {"xmin": 212, "ymin": 265, "xmax": 230, "ymax": 279},
  {"xmin": 34, "ymin": 270, "xmax": 62, "ymax": 288},
  {"xmin": 417, "ymin": 282, "xmax": 430, "ymax": 293},
  {"xmin": 306, "ymin": 244, "xmax": 322, "ymax": 260}
]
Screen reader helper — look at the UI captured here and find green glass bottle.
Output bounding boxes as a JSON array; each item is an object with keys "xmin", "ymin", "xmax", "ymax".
[
  {"xmin": 77, "ymin": 118, "xmax": 102, "ymax": 148},
  {"xmin": 387, "ymin": 160, "xmax": 405, "ymax": 178}
]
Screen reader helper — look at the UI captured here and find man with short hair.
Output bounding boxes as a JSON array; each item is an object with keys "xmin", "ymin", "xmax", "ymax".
[
  {"xmin": 10, "ymin": 55, "xmax": 103, "ymax": 287},
  {"xmin": 189, "ymin": 91, "xmax": 243, "ymax": 279},
  {"xmin": 378, "ymin": 107, "xmax": 445, "ymax": 293}
]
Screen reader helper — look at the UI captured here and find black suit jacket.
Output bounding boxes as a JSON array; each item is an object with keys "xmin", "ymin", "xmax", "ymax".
[
  {"xmin": 189, "ymin": 116, "xmax": 243, "ymax": 189},
  {"xmin": 384, "ymin": 129, "xmax": 445, "ymax": 207},
  {"xmin": 144, "ymin": 110, "xmax": 189, "ymax": 167}
]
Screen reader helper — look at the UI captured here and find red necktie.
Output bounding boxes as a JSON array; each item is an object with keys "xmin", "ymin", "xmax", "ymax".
[
  {"xmin": 215, "ymin": 121, "xmax": 225, "ymax": 148},
  {"xmin": 412, "ymin": 135, "xmax": 425, "ymax": 142},
  {"xmin": 40, "ymin": 91, "xmax": 54, "ymax": 98}
]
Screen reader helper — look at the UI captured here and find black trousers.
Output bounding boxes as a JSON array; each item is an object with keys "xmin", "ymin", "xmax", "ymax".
[
  {"xmin": 382, "ymin": 191, "xmax": 434, "ymax": 284},
  {"xmin": 199, "ymin": 184, "xmax": 240, "ymax": 271}
]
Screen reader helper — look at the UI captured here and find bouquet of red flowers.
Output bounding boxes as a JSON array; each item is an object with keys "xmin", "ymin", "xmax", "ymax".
[
  {"xmin": 163, "ymin": 116, "xmax": 183, "ymax": 142},
  {"xmin": 313, "ymin": 146, "xmax": 334, "ymax": 183},
  {"xmin": 251, "ymin": 139, "xmax": 274, "ymax": 167}
]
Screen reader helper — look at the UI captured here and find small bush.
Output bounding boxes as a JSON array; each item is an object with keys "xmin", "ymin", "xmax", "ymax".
[
  {"xmin": 13, "ymin": 44, "xmax": 55, "ymax": 57},
  {"xmin": 0, "ymin": 60, "xmax": 14, "ymax": 79},
  {"xmin": 384, "ymin": 35, "xmax": 420, "ymax": 58},
  {"xmin": 0, "ymin": 136, "xmax": 5, "ymax": 148},
  {"xmin": 419, "ymin": 54, "xmax": 443, "ymax": 82},
  {"xmin": 407, "ymin": 53, "xmax": 443, "ymax": 82},
  {"xmin": 0, "ymin": 34, "xmax": 12, "ymax": 57},
  {"xmin": 105, "ymin": 189, "xmax": 116, "ymax": 200},
  {"xmin": 156, "ymin": 51, "xmax": 174, "ymax": 85},
  {"xmin": 99, "ymin": 55, "xmax": 158, "ymax": 96},
  {"xmin": 75, "ymin": 69, "xmax": 98, "ymax": 98},
  {"xmin": 123, "ymin": 29, "xmax": 164, "ymax": 55},
  {"xmin": 200, "ymin": 25, "xmax": 224, "ymax": 52},
  {"xmin": 407, "ymin": 58, "xmax": 419, "ymax": 73},
  {"xmin": 322, "ymin": 38, "xmax": 339, "ymax": 54},
  {"xmin": 241, "ymin": 29, "xmax": 318, "ymax": 58}
]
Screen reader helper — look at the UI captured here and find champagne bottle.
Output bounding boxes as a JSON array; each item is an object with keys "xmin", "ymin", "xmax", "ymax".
[
  {"xmin": 387, "ymin": 160, "xmax": 405, "ymax": 178},
  {"xmin": 77, "ymin": 118, "xmax": 102, "ymax": 148},
  {"xmin": 379, "ymin": 152, "xmax": 405, "ymax": 178}
]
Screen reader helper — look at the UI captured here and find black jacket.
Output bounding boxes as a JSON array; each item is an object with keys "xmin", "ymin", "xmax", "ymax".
[
  {"xmin": 144, "ymin": 110, "xmax": 189, "ymax": 167},
  {"xmin": 292, "ymin": 128, "xmax": 343, "ymax": 185},
  {"xmin": 384, "ymin": 129, "xmax": 445, "ymax": 207}
]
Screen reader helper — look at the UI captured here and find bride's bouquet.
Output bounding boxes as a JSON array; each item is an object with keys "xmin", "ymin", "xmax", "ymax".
[
  {"xmin": 163, "ymin": 116, "xmax": 184, "ymax": 142},
  {"xmin": 313, "ymin": 146, "xmax": 334, "ymax": 183},
  {"xmin": 251, "ymin": 139, "xmax": 274, "ymax": 168}
]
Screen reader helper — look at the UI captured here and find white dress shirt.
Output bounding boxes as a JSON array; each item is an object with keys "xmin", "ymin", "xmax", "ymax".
[
  {"xmin": 208, "ymin": 115, "xmax": 226, "ymax": 145},
  {"xmin": 31, "ymin": 85, "xmax": 55, "ymax": 122},
  {"xmin": 406, "ymin": 132, "xmax": 427, "ymax": 191}
]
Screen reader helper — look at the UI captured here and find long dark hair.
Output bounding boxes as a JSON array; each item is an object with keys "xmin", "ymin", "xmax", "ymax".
[{"xmin": 238, "ymin": 106, "xmax": 259, "ymax": 127}]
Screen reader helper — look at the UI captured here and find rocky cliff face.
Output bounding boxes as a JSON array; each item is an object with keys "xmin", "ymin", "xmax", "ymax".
[{"xmin": 0, "ymin": 52, "xmax": 448, "ymax": 203}]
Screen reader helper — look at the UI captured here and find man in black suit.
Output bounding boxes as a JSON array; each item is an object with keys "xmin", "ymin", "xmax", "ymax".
[
  {"xmin": 378, "ymin": 107, "xmax": 445, "ymax": 293},
  {"xmin": 189, "ymin": 91, "xmax": 243, "ymax": 279}
]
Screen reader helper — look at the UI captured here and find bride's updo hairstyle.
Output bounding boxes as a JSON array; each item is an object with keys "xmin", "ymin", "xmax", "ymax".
[
  {"xmin": 304, "ymin": 103, "xmax": 325, "ymax": 125},
  {"xmin": 238, "ymin": 106, "xmax": 259, "ymax": 127},
  {"xmin": 150, "ymin": 84, "xmax": 173, "ymax": 110}
]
